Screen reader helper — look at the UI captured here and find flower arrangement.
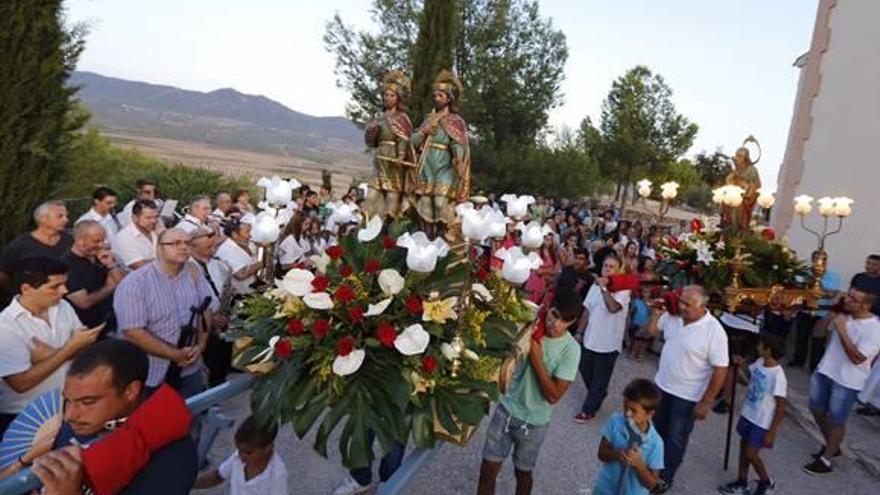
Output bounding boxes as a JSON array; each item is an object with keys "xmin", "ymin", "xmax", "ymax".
[
  {"xmin": 656, "ymin": 227, "xmax": 808, "ymax": 293},
  {"xmin": 229, "ymin": 218, "xmax": 537, "ymax": 470}
]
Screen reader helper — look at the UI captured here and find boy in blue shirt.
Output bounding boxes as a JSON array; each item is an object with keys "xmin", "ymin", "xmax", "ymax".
[{"xmin": 595, "ymin": 378, "xmax": 664, "ymax": 495}]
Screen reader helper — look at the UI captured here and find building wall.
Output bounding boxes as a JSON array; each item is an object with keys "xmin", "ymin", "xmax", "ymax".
[{"xmin": 774, "ymin": 0, "xmax": 880, "ymax": 283}]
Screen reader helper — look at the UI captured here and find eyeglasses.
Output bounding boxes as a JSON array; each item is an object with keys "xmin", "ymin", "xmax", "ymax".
[{"xmin": 159, "ymin": 240, "xmax": 191, "ymax": 247}]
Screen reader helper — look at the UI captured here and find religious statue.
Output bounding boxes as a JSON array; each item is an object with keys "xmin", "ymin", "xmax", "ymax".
[
  {"xmin": 723, "ymin": 135, "xmax": 762, "ymax": 232},
  {"xmin": 364, "ymin": 71, "xmax": 415, "ymax": 218},
  {"xmin": 410, "ymin": 70, "xmax": 471, "ymax": 238}
]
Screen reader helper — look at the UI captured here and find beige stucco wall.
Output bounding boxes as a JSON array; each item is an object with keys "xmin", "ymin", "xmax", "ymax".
[{"xmin": 775, "ymin": 0, "xmax": 880, "ymax": 283}]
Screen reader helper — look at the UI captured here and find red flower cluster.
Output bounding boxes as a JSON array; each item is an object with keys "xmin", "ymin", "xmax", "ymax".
[
  {"xmin": 475, "ymin": 267, "xmax": 489, "ymax": 282},
  {"xmin": 286, "ymin": 318, "xmax": 305, "ymax": 336},
  {"xmin": 334, "ymin": 284, "xmax": 356, "ymax": 304},
  {"xmin": 761, "ymin": 228, "xmax": 776, "ymax": 241},
  {"xmin": 311, "ymin": 275, "xmax": 330, "ymax": 292},
  {"xmin": 348, "ymin": 306, "xmax": 365, "ymax": 323},
  {"xmin": 326, "ymin": 245, "xmax": 345, "ymax": 260},
  {"xmin": 376, "ymin": 322, "xmax": 396, "ymax": 348},
  {"xmin": 274, "ymin": 339, "xmax": 292, "ymax": 359},
  {"xmin": 312, "ymin": 319, "xmax": 331, "ymax": 340},
  {"xmin": 405, "ymin": 294, "xmax": 423, "ymax": 315},
  {"xmin": 339, "ymin": 264, "xmax": 353, "ymax": 278},
  {"xmin": 422, "ymin": 355, "xmax": 437, "ymax": 374},
  {"xmin": 336, "ymin": 336, "xmax": 355, "ymax": 357},
  {"xmin": 364, "ymin": 258, "xmax": 381, "ymax": 274},
  {"xmin": 382, "ymin": 235, "xmax": 397, "ymax": 250}
]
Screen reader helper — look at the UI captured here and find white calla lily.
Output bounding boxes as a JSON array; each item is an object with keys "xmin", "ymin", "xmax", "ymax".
[
  {"xmin": 516, "ymin": 221, "xmax": 552, "ymax": 249},
  {"xmin": 378, "ymin": 269, "xmax": 405, "ymax": 296},
  {"xmin": 303, "ymin": 292, "xmax": 334, "ymax": 310},
  {"xmin": 279, "ymin": 269, "xmax": 315, "ymax": 297},
  {"xmin": 462, "ymin": 349, "xmax": 479, "ymax": 361},
  {"xmin": 309, "ymin": 252, "xmax": 331, "ymax": 274},
  {"xmin": 394, "ymin": 323, "xmax": 430, "ymax": 355},
  {"xmin": 456, "ymin": 203, "xmax": 508, "ymax": 243},
  {"xmin": 441, "ymin": 342, "xmax": 460, "ymax": 360},
  {"xmin": 332, "ymin": 349, "xmax": 365, "ymax": 376},
  {"xmin": 357, "ymin": 215, "xmax": 383, "ymax": 242},
  {"xmin": 396, "ymin": 232, "xmax": 449, "ymax": 272},
  {"xmin": 251, "ymin": 212, "xmax": 281, "ymax": 244},
  {"xmin": 365, "ymin": 298, "xmax": 392, "ymax": 317},
  {"xmin": 253, "ymin": 336, "xmax": 281, "ymax": 364},
  {"xmin": 471, "ymin": 283, "xmax": 493, "ymax": 303},
  {"xmin": 500, "ymin": 194, "xmax": 535, "ymax": 218},
  {"xmin": 495, "ymin": 246, "xmax": 542, "ymax": 285}
]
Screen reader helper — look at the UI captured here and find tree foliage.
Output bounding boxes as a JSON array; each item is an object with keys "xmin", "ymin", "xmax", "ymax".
[
  {"xmin": 693, "ymin": 149, "xmax": 733, "ymax": 187},
  {"xmin": 0, "ymin": 1, "xmax": 86, "ymax": 243},
  {"xmin": 583, "ymin": 66, "xmax": 698, "ymax": 202},
  {"xmin": 410, "ymin": 0, "xmax": 459, "ymax": 120}
]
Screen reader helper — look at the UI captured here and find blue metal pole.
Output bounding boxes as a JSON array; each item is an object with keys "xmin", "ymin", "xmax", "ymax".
[{"xmin": 375, "ymin": 444, "xmax": 443, "ymax": 495}]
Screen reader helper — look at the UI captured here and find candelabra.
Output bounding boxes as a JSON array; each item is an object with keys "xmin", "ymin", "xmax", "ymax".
[{"xmin": 636, "ymin": 179, "xmax": 679, "ymax": 221}]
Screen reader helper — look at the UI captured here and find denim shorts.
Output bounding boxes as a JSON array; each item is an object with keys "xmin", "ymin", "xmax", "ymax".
[
  {"xmin": 809, "ymin": 372, "xmax": 859, "ymax": 425},
  {"xmin": 736, "ymin": 416, "xmax": 771, "ymax": 449},
  {"xmin": 481, "ymin": 405, "xmax": 550, "ymax": 472}
]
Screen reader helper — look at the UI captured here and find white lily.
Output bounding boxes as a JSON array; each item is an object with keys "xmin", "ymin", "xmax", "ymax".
[
  {"xmin": 516, "ymin": 221, "xmax": 552, "ymax": 249},
  {"xmin": 693, "ymin": 240, "xmax": 714, "ymax": 265},
  {"xmin": 472, "ymin": 283, "xmax": 493, "ymax": 303},
  {"xmin": 309, "ymin": 251, "xmax": 331, "ymax": 274},
  {"xmin": 500, "ymin": 194, "xmax": 535, "ymax": 218},
  {"xmin": 494, "ymin": 246, "xmax": 542, "ymax": 285},
  {"xmin": 278, "ymin": 269, "xmax": 314, "ymax": 297},
  {"xmin": 456, "ymin": 203, "xmax": 508, "ymax": 243},
  {"xmin": 357, "ymin": 215, "xmax": 383, "ymax": 242},
  {"xmin": 251, "ymin": 212, "xmax": 280, "ymax": 244},
  {"xmin": 365, "ymin": 298, "xmax": 392, "ymax": 317},
  {"xmin": 462, "ymin": 349, "xmax": 479, "ymax": 361},
  {"xmin": 396, "ymin": 232, "xmax": 450, "ymax": 272},
  {"xmin": 378, "ymin": 269, "xmax": 405, "ymax": 296},
  {"xmin": 332, "ymin": 349, "xmax": 365, "ymax": 376},
  {"xmin": 303, "ymin": 292, "xmax": 334, "ymax": 310},
  {"xmin": 441, "ymin": 342, "xmax": 460, "ymax": 360},
  {"xmin": 394, "ymin": 323, "xmax": 430, "ymax": 355}
]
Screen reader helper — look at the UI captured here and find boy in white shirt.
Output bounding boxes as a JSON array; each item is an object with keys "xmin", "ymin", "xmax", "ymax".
[
  {"xmin": 718, "ymin": 333, "xmax": 787, "ymax": 495},
  {"xmin": 194, "ymin": 416, "xmax": 288, "ymax": 495}
]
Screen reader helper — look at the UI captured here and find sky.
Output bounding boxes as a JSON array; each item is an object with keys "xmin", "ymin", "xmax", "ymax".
[{"xmin": 65, "ymin": 0, "xmax": 819, "ymax": 189}]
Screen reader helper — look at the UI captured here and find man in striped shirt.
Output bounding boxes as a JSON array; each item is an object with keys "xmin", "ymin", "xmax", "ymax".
[{"xmin": 114, "ymin": 228, "xmax": 215, "ymax": 398}]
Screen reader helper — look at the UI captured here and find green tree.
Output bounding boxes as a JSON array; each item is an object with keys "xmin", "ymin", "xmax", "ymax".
[
  {"xmin": 588, "ymin": 66, "xmax": 698, "ymax": 204},
  {"xmin": 410, "ymin": 0, "xmax": 459, "ymax": 120},
  {"xmin": 0, "ymin": 1, "xmax": 86, "ymax": 243},
  {"xmin": 693, "ymin": 149, "xmax": 732, "ymax": 187}
]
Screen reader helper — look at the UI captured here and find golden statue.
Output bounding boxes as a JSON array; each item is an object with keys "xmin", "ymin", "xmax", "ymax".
[{"xmin": 723, "ymin": 135, "xmax": 762, "ymax": 232}]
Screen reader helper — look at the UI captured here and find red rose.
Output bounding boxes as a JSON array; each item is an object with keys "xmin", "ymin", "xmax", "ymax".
[
  {"xmin": 312, "ymin": 319, "xmax": 331, "ymax": 340},
  {"xmin": 311, "ymin": 275, "xmax": 330, "ymax": 292},
  {"xmin": 274, "ymin": 339, "xmax": 293, "ymax": 359},
  {"xmin": 376, "ymin": 322, "xmax": 396, "ymax": 348},
  {"xmin": 339, "ymin": 264, "xmax": 353, "ymax": 278},
  {"xmin": 761, "ymin": 228, "xmax": 776, "ymax": 241},
  {"xmin": 475, "ymin": 267, "xmax": 489, "ymax": 282},
  {"xmin": 286, "ymin": 319, "xmax": 305, "ymax": 336},
  {"xmin": 326, "ymin": 245, "xmax": 344, "ymax": 260},
  {"xmin": 422, "ymin": 355, "xmax": 438, "ymax": 374},
  {"xmin": 382, "ymin": 235, "xmax": 397, "ymax": 250},
  {"xmin": 364, "ymin": 258, "xmax": 380, "ymax": 274},
  {"xmin": 405, "ymin": 294, "xmax": 423, "ymax": 315},
  {"xmin": 336, "ymin": 336, "xmax": 355, "ymax": 357},
  {"xmin": 334, "ymin": 284, "xmax": 356, "ymax": 304},
  {"xmin": 348, "ymin": 306, "xmax": 365, "ymax": 323},
  {"xmin": 690, "ymin": 218, "xmax": 704, "ymax": 234}
]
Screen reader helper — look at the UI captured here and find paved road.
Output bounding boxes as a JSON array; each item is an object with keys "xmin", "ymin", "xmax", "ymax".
[{"xmin": 197, "ymin": 354, "xmax": 879, "ymax": 494}]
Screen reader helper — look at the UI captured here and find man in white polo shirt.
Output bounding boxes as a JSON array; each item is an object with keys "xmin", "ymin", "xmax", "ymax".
[
  {"xmin": 112, "ymin": 200, "xmax": 160, "ymax": 271},
  {"xmin": 644, "ymin": 285, "xmax": 728, "ymax": 493},
  {"xmin": 76, "ymin": 186, "xmax": 122, "ymax": 240},
  {"xmin": 803, "ymin": 286, "xmax": 880, "ymax": 475},
  {"xmin": 177, "ymin": 196, "xmax": 212, "ymax": 234},
  {"xmin": 573, "ymin": 254, "xmax": 630, "ymax": 423},
  {"xmin": 0, "ymin": 258, "xmax": 101, "ymax": 436}
]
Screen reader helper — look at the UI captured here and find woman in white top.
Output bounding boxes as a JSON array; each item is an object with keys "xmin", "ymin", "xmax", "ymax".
[
  {"xmin": 216, "ymin": 218, "xmax": 261, "ymax": 295},
  {"xmin": 276, "ymin": 213, "xmax": 311, "ymax": 272}
]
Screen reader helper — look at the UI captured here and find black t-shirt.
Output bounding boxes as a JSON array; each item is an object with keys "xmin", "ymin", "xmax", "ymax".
[
  {"xmin": 61, "ymin": 251, "xmax": 116, "ymax": 334},
  {"xmin": 851, "ymin": 272, "xmax": 880, "ymax": 316},
  {"xmin": 0, "ymin": 231, "xmax": 73, "ymax": 275}
]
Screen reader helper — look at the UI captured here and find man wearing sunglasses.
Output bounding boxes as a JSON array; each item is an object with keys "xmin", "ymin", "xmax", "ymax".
[{"xmin": 644, "ymin": 285, "xmax": 728, "ymax": 493}]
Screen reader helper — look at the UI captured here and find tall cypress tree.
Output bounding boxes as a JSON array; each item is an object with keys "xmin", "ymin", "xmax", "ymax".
[
  {"xmin": 410, "ymin": 0, "xmax": 460, "ymax": 122},
  {"xmin": 0, "ymin": 1, "xmax": 85, "ymax": 244}
]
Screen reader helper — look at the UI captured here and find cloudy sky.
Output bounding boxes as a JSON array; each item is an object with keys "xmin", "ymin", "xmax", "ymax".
[{"xmin": 66, "ymin": 0, "xmax": 819, "ymax": 188}]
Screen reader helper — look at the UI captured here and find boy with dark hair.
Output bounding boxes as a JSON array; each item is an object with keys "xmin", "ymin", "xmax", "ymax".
[
  {"xmin": 477, "ymin": 289, "xmax": 582, "ymax": 495},
  {"xmin": 594, "ymin": 378, "xmax": 664, "ymax": 495},
  {"xmin": 195, "ymin": 416, "xmax": 288, "ymax": 494},
  {"xmin": 718, "ymin": 333, "xmax": 787, "ymax": 495}
]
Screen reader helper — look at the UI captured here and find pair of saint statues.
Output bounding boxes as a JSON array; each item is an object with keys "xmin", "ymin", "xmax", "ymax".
[{"xmin": 364, "ymin": 70, "xmax": 470, "ymax": 237}]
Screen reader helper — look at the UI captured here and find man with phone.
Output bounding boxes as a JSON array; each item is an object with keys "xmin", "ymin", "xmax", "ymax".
[{"xmin": 0, "ymin": 258, "xmax": 102, "ymax": 436}]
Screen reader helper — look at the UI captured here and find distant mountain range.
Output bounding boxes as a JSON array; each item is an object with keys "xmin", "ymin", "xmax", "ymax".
[{"xmin": 69, "ymin": 71, "xmax": 363, "ymax": 165}]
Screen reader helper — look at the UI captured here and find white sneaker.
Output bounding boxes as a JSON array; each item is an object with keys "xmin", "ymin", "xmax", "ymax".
[{"xmin": 331, "ymin": 476, "xmax": 373, "ymax": 495}]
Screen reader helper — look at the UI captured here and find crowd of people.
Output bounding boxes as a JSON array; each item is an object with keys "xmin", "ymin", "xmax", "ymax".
[{"xmin": 0, "ymin": 179, "xmax": 878, "ymax": 495}]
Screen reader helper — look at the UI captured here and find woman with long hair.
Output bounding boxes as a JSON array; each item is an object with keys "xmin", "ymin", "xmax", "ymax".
[
  {"xmin": 216, "ymin": 218, "xmax": 261, "ymax": 295},
  {"xmin": 559, "ymin": 230, "xmax": 579, "ymax": 268},
  {"xmin": 623, "ymin": 241, "xmax": 640, "ymax": 274},
  {"xmin": 525, "ymin": 232, "xmax": 561, "ymax": 304},
  {"xmin": 277, "ymin": 212, "xmax": 311, "ymax": 272}
]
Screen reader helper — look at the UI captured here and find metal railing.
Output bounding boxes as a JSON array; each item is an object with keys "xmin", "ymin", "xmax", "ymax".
[{"xmin": 0, "ymin": 375, "xmax": 439, "ymax": 495}]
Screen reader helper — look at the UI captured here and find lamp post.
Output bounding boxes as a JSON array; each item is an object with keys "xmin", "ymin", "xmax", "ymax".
[
  {"xmin": 254, "ymin": 176, "xmax": 298, "ymax": 285},
  {"xmin": 792, "ymin": 195, "xmax": 853, "ymax": 292}
]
